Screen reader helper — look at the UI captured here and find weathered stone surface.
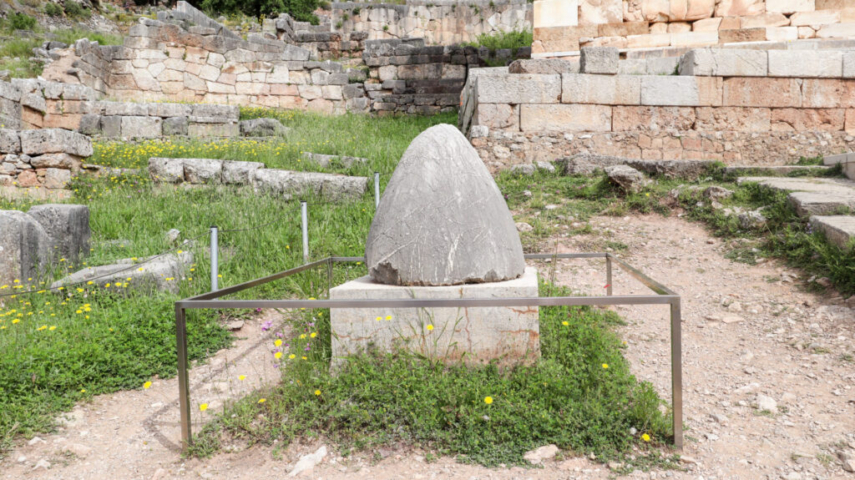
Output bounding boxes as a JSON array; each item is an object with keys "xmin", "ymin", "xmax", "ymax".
[
  {"xmin": 580, "ymin": 47, "xmax": 619, "ymax": 75},
  {"xmin": 641, "ymin": 76, "xmax": 722, "ymax": 106},
  {"xmin": 44, "ymin": 168, "xmax": 72, "ymax": 189},
  {"xmin": 695, "ymin": 107, "xmax": 772, "ymax": 131},
  {"xmin": 579, "ymin": 0, "xmax": 623, "ymax": 24},
  {"xmin": 50, "ymin": 251, "xmax": 193, "ymax": 295},
  {"xmin": 330, "ymin": 267, "xmax": 539, "ymax": 368},
  {"xmin": 121, "ymin": 116, "xmax": 162, "ymax": 138},
  {"xmin": 222, "ymin": 160, "xmax": 265, "ymax": 184},
  {"xmin": 606, "ymin": 165, "xmax": 646, "ymax": 193},
  {"xmin": 613, "ymin": 106, "xmax": 696, "ymax": 131},
  {"xmin": 768, "ymin": 50, "xmax": 843, "ymax": 78},
  {"xmin": 475, "ymin": 74, "xmax": 561, "ymax": 104},
  {"xmin": 740, "ymin": 13, "xmax": 790, "ymax": 29},
  {"xmin": 78, "ymin": 114, "xmax": 101, "ymax": 136},
  {"xmin": 365, "ymin": 124, "xmax": 524, "ymax": 286},
  {"xmin": 766, "ymin": 0, "xmax": 815, "ymax": 14},
  {"xmin": 521, "ymin": 104, "xmax": 612, "ymax": 132},
  {"xmin": 19, "ymin": 129, "xmax": 93, "ymax": 157},
  {"xmin": 771, "ymin": 108, "xmax": 844, "ymax": 131},
  {"xmin": 163, "ymin": 116, "xmax": 188, "ymax": 136},
  {"xmin": 302, "ymin": 152, "xmax": 367, "ymax": 168},
  {"xmin": 148, "ymin": 157, "xmax": 185, "ymax": 183},
  {"xmin": 0, "ymin": 210, "xmax": 52, "ymax": 286},
  {"xmin": 183, "ymin": 158, "xmax": 223, "ymax": 184},
  {"xmin": 723, "ymin": 78, "xmax": 802, "ymax": 107},
  {"xmin": 0, "ymin": 129, "xmax": 20, "ymax": 154},
  {"xmin": 737, "ymin": 176, "xmax": 855, "ymax": 217},
  {"xmin": 679, "ymin": 49, "xmax": 768, "ymax": 77},
  {"xmin": 473, "ymin": 104, "xmax": 520, "ymax": 131},
  {"xmin": 715, "ymin": 0, "xmax": 764, "ymax": 16},
  {"xmin": 26, "ymin": 204, "xmax": 90, "ymax": 263},
  {"xmin": 252, "ymin": 169, "xmax": 367, "ymax": 202},
  {"xmin": 508, "ymin": 59, "xmax": 580, "ymax": 75},
  {"xmin": 562, "ymin": 74, "xmax": 641, "ymax": 105},
  {"xmin": 239, "ymin": 118, "xmax": 289, "ymax": 136},
  {"xmin": 810, "ymin": 215, "xmax": 855, "ymax": 249}
]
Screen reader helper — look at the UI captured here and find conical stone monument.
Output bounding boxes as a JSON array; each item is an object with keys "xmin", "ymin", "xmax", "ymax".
[{"xmin": 330, "ymin": 125, "xmax": 539, "ymax": 368}]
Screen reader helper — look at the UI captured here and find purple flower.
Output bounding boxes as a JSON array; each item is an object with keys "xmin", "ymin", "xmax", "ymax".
[
  {"xmin": 256, "ymin": 308, "xmax": 262, "ymax": 313},
  {"xmin": 304, "ymin": 345, "xmax": 311, "ymax": 351},
  {"xmin": 275, "ymin": 332, "xmax": 284, "ymax": 338},
  {"xmin": 261, "ymin": 320, "xmax": 273, "ymax": 332},
  {"xmin": 308, "ymin": 322, "xmax": 315, "ymax": 327}
]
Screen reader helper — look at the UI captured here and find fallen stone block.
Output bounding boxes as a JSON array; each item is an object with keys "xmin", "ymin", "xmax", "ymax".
[
  {"xmin": 26, "ymin": 204, "xmax": 90, "ymax": 264},
  {"xmin": 148, "ymin": 157, "xmax": 185, "ymax": 183},
  {"xmin": 252, "ymin": 169, "xmax": 368, "ymax": 202},
  {"xmin": 0, "ymin": 210, "xmax": 52, "ymax": 286},
  {"xmin": 183, "ymin": 158, "xmax": 223, "ymax": 184},
  {"xmin": 222, "ymin": 160, "xmax": 265, "ymax": 184},
  {"xmin": 811, "ymin": 215, "xmax": 855, "ymax": 249},
  {"xmin": 606, "ymin": 165, "xmax": 646, "ymax": 193},
  {"xmin": 239, "ymin": 118, "xmax": 290, "ymax": 136},
  {"xmin": 302, "ymin": 152, "xmax": 367, "ymax": 168},
  {"xmin": 50, "ymin": 251, "xmax": 193, "ymax": 295}
]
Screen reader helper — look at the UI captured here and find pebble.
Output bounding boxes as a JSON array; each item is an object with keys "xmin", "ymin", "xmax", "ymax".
[
  {"xmin": 27, "ymin": 436, "xmax": 44, "ymax": 446},
  {"xmin": 756, "ymin": 394, "xmax": 778, "ymax": 414},
  {"xmin": 523, "ymin": 444, "xmax": 559, "ymax": 464}
]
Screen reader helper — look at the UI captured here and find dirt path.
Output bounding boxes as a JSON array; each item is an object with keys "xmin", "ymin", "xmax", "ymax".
[{"xmin": 2, "ymin": 214, "xmax": 854, "ymax": 479}]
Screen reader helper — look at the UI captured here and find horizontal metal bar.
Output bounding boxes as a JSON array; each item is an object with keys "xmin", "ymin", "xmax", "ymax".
[
  {"xmin": 186, "ymin": 258, "xmax": 332, "ymax": 301},
  {"xmin": 330, "ymin": 256, "xmax": 366, "ymax": 262},
  {"xmin": 524, "ymin": 253, "xmax": 608, "ymax": 260},
  {"xmin": 177, "ymin": 294, "xmax": 678, "ymax": 310},
  {"xmin": 608, "ymin": 254, "xmax": 678, "ymax": 296}
]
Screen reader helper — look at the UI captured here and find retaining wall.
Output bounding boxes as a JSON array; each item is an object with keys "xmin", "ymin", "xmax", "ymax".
[{"xmin": 0, "ymin": 129, "xmax": 93, "ymax": 190}]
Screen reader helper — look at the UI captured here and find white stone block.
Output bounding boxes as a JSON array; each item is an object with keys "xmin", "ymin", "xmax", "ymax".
[
  {"xmin": 670, "ymin": 31, "xmax": 718, "ymax": 47},
  {"xmin": 520, "ymin": 104, "xmax": 612, "ymax": 132},
  {"xmin": 641, "ymin": 76, "xmax": 697, "ymax": 106},
  {"xmin": 534, "ymin": 0, "xmax": 577, "ymax": 29},
  {"xmin": 679, "ymin": 49, "xmax": 768, "ymax": 77},
  {"xmin": 766, "ymin": 0, "xmax": 815, "ymax": 14},
  {"xmin": 561, "ymin": 74, "xmax": 641, "ymax": 105},
  {"xmin": 817, "ymin": 22, "xmax": 855, "ymax": 38},
  {"xmin": 476, "ymin": 74, "xmax": 562, "ymax": 104},
  {"xmin": 330, "ymin": 267, "xmax": 540, "ymax": 368},
  {"xmin": 765, "ymin": 26, "xmax": 799, "ymax": 41},
  {"xmin": 843, "ymin": 51, "xmax": 855, "ymax": 78},
  {"xmin": 768, "ymin": 50, "xmax": 843, "ymax": 78}
]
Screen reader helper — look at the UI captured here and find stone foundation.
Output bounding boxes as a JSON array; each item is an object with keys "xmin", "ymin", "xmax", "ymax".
[{"xmin": 330, "ymin": 267, "xmax": 540, "ymax": 368}]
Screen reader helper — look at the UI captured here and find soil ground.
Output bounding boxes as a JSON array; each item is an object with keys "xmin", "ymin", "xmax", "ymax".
[{"xmin": 2, "ymin": 214, "xmax": 854, "ymax": 480}]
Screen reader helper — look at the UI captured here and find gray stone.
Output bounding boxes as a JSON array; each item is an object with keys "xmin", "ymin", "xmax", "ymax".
[
  {"xmin": 580, "ymin": 47, "xmax": 619, "ymax": 75},
  {"xmin": 239, "ymin": 118, "xmax": 289, "ymax": 137},
  {"xmin": 79, "ymin": 114, "xmax": 101, "ymax": 135},
  {"xmin": 252, "ymin": 169, "xmax": 367, "ymax": 202},
  {"xmin": 509, "ymin": 59, "xmax": 580, "ymax": 75},
  {"xmin": 121, "ymin": 116, "xmax": 162, "ymax": 138},
  {"xmin": 165, "ymin": 229, "xmax": 180, "ymax": 243},
  {"xmin": 0, "ymin": 128, "xmax": 20, "ymax": 153},
  {"xmin": 26, "ymin": 204, "xmax": 90, "ymax": 263},
  {"xmin": 0, "ymin": 210, "xmax": 52, "ymax": 286},
  {"xmin": 524, "ymin": 445, "xmax": 559, "ymax": 465},
  {"xmin": 43, "ymin": 168, "xmax": 72, "ymax": 189},
  {"xmin": 605, "ymin": 165, "xmax": 645, "ymax": 193},
  {"xmin": 679, "ymin": 49, "xmax": 768, "ymax": 77},
  {"xmin": 50, "ymin": 251, "xmax": 193, "ymax": 295},
  {"xmin": 301, "ymin": 152, "xmax": 367, "ymax": 168},
  {"xmin": 148, "ymin": 157, "xmax": 185, "ymax": 183},
  {"xmin": 475, "ymin": 74, "xmax": 561, "ymax": 104},
  {"xmin": 511, "ymin": 164, "xmax": 536, "ymax": 176},
  {"xmin": 810, "ymin": 215, "xmax": 855, "ymax": 249},
  {"xmin": 755, "ymin": 394, "xmax": 778, "ymax": 413},
  {"xmin": 19, "ymin": 129, "xmax": 92, "ymax": 157},
  {"xmin": 703, "ymin": 186, "xmax": 734, "ymax": 200},
  {"xmin": 739, "ymin": 209, "xmax": 767, "ymax": 229},
  {"xmin": 29, "ymin": 153, "xmax": 81, "ymax": 170},
  {"xmin": 183, "ymin": 158, "xmax": 223, "ymax": 184},
  {"xmin": 100, "ymin": 116, "xmax": 121, "ymax": 137},
  {"xmin": 163, "ymin": 116, "xmax": 188, "ymax": 136},
  {"xmin": 222, "ymin": 160, "xmax": 265, "ymax": 184},
  {"xmin": 365, "ymin": 124, "xmax": 525, "ymax": 286},
  {"xmin": 536, "ymin": 161, "xmax": 556, "ymax": 173}
]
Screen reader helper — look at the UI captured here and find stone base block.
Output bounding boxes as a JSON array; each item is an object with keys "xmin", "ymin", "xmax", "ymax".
[{"xmin": 330, "ymin": 267, "xmax": 540, "ymax": 368}]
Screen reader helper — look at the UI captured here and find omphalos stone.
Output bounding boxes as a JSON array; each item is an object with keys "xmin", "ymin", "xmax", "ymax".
[{"xmin": 365, "ymin": 124, "xmax": 525, "ymax": 286}]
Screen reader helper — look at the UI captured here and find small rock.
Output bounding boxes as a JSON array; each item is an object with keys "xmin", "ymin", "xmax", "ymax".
[
  {"xmin": 166, "ymin": 229, "xmax": 180, "ymax": 243},
  {"xmin": 738, "ymin": 210, "xmax": 766, "ymax": 229},
  {"xmin": 289, "ymin": 445, "xmax": 327, "ymax": 477},
  {"xmin": 710, "ymin": 413, "xmax": 728, "ymax": 424},
  {"xmin": 523, "ymin": 444, "xmax": 559, "ymax": 464},
  {"xmin": 605, "ymin": 165, "xmax": 645, "ymax": 194},
  {"xmin": 226, "ymin": 320, "xmax": 245, "ymax": 331},
  {"xmin": 511, "ymin": 164, "xmax": 536, "ymax": 176},
  {"xmin": 28, "ymin": 437, "xmax": 44, "ymax": 446},
  {"xmin": 557, "ymin": 458, "xmax": 587, "ymax": 471},
  {"xmin": 536, "ymin": 161, "xmax": 556, "ymax": 173},
  {"xmin": 17, "ymin": 456, "xmax": 26, "ymax": 463},
  {"xmin": 680, "ymin": 455, "xmax": 698, "ymax": 464},
  {"xmin": 727, "ymin": 302, "xmax": 743, "ymax": 312},
  {"xmin": 783, "ymin": 472, "xmax": 802, "ymax": 480},
  {"xmin": 843, "ymin": 459, "xmax": 855, "ymax": 473},
  {"xmin": 523, "ymin": 190, "xmax": 532, "ymax": 197},
  {"xmin": 33, "ymin": 459, "xmax": 50, "ymax": 470},
  {"xmin": 703, "ymin": 186, "xmax": 733, "ymax": 200},
  {"xmin": 151, "ymin": 468, "xmax": 167, "ymax": 480},
  {"xmin": 816, "ymin": 277, "xmax": 832, "ymax": 288},
  {"xmin": 515, "ymin": 222, "xmax": 533, "ymax": 233},
  {"xmin": 755, "ymin": 394, "xmax": 778, "ymax": 414},
  {"xmin": 65, "ymin": 443, "xmax": 92, "ymax": 458}
]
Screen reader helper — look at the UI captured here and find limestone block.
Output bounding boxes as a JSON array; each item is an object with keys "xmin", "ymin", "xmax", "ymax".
[
  {"xmin": 187, "ymin": 123, "xmax": 240, "ymax": 137},
  {"xmin": 149, "ymin": 157, "xmax": 185, "ymax": 183},
  {"xmin": 771, "ymin": 108, "xmax": 845, "ymax": 131},
  {"xmin": 252, "ymin": 168, "xmax": 367, "ymax": 202},
  {"xmin": 798, "ymin": 26, "xmax": 817, "ymax": 38},
  {"xmin": 579, "ymin": 0, "xmax": 623, "ymax": 25},
  {"xmin": 533, "ymin": 25, "xmax": 598, "ymax": 53},
  {"xmin": 766, "ymin": 26, "xmax": 799, "ymax": 41},
  {"xmin": 627, "ymin": 33, "xmax": 672, "ymax": 48},
  {"xmin": 268, "ymin": 66, "xmax": 290, "ymax": 84},
  {"xmin": 207, "ymin": 82, "xmax": 235, "ymax": 94},
  {"xmin": 20, "ymin": 129, "xmax": 92, "ymax": 157},
  {"xmin": 476, "ymin": 74, "xmax": 561, "ymax": 104},
  {"xmin": 740, "ymin": 13, "xmax": 790, "ymax": 28},
  {"xmin": 148, "ymin": 62, "xmax": 166, "ymax": 78},
  {"xmin": 30, "ymin": 153, "xmax": 82, "ymax": 170},
  {"xmin": 719, "ymin": 27, "xmax": 767, "ymax": 42},
  {"xmin": 580, "ymin": 47, "xmax": 619, "ymax": 74},
  {"xmin": 641, "ymin": 76, "xmax": 722, "ymax": 106},
  {"xmin": 473, "ymin": 104, "xmax": 520, "ymax": 131},
  {"xmin": 599, "ymin": 21, "xmax": 649, "ymax": 36},
  {"xmin": 183, "ymin": 158, "xmax": 223, "ymax": 184},
  {"xmin": 198, "ymin": 65, "xmax": 221, "ymax": 82},
  {"xmin": 789, "ymin": 9, "xmax": 841, "ymax": 25},
  {"xmin": 78, "ymin": 114, "xmax": 101, "ymax": 136},
  {"xmin": 844, "ymin": 52, "xmax": 855, "ymax": 78},
  {"xmin": 520, "ymin": 104, "xmax": 612, "ymax": 132},
  {"xmin": 766, "ymin": 0, "xmax": 815, "ymax": 13},
  {"xmin": 207, "ymin": 53, "xmax": 226, "ymax": 68},
  {"xmin": 693, "ymin": 17, "xmax": 722, "ymax": 31},
  {"xmin": 163, "ymin": 117, "xmax": 188, "ymax": 136},
  {"xmin": 330, "ymin": 268, "xmax": 539, "ymax": 368},
  {"xmin": 641, "ymin": 0, "xmax": 715, "ymax": 21},
  {"xmin": 612, "ymin": 106, "xmax": 696, "ymax": 131},
  {"xmin": 299, "ymin": 85, "xmax": 323, "ymax": 100},
  {"xmin": 121, "ymin": 116, "xmax": 162, "ymax": 138},
  {"xmin": 694, "ymin": 107, "xmax": 771, "ymax": 131},
  {"xmin": 0, "ymin": 129, "xmax": 20, "ymax": 153},
  {"xmin": 0, "ymin": 210, "xmax": 52, "ymax": 286},
  {"xmin": 100, "ymin": 116, "xmax": 121, "ymax": 137},
  {"xmin": 816, "ymin": 23, "xmax": 855, "ymax": 38},
  {"xmin": 715, "ymin": 0, "xmax": 765, "ymax": 16},
  {"xmin": 678, "ymin": 49, "xmax": 768, "ymax": 76},
  {"xmin": 43, "ymin": 168, "xmax": 72, "ymax": 189},
  {"xmin": 509, "ymin": 59, "xmax": 580, "ymax": 74},
  {"xmin": 51, "ymin": 252, "xmax": 193, "ymax": 295},
  {"xmin": 668, "ymin": 21, "xmax": 692, "ymax": 33},
  {"xmin": 802, "ymin": 79, "xmax": 855, "ymax": 108},
  {"xmin": 562, "ymin": 74, "xmax": 641, "ymax": 105},
  {"xmin": 131, "ymin": 68, "xmax": 160, "ymax": 91},
  {"xmin": 768, "ymin": 50, "xmax": 843, "ymax": 78},
  {"xmin": 670, "ymin": 31, "xmax": 719, "ymax": 47},
  {"xmin": 322, "ymin": 86, "xmax": 343, "ymax": 100},
  {"xmin": 535, "ymin": 0, "xmax": 579, "ymax": 28},
  {"xmin": 723, "ymin": 77, "xmax": 802, "ymax": 107},
  {"xmin": 222, "ymin": 160, "xmax": 265, "ymax": 185},
  {"xmin": 26, "ymin": 204, "xmax": 90, "ymax": 262}
]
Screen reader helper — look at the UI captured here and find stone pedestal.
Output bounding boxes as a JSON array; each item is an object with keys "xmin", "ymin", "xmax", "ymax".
[{"xmin": 330, "ymin": 267, "xmax": 540, "ymax": 368}]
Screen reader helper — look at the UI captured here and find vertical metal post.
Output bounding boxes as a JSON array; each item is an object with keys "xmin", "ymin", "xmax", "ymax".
[
  {"xmin": 605, "ymin": 254, "xmax": 613, "ymax": 296},
  {"xmin": 670, "ymin": 298, "xmax": 683, "ymax": 450},
  {"xmin": 210, "ymin": 226, "xmax": 218, "ymax": 292},
  {"xmin": 301, "ymin": 201, "xmax": 309, "ymax": 264},
  {"xmin": 327, "ymin": 257, "xmax": 333, "ymax": 297},
  {"xmin": 175, "ymin": 304, "xmax": 192, "ymax": 450},
  {"xmin": 374, "ymin": 172, "xmax": 380, "ymax": 209}
]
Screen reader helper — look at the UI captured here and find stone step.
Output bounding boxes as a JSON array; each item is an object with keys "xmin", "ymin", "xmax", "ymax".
[
  {"xmin": 810, "ymin": 216, "xmax": 855, "ymax": 250},
  {"xmin": 737, "ymin": 176, "xmax": 855, "ymax": 216},
  {"xmin": 822, "ymin": 152, "xmax": 855, "ymax": 181},
  {"xmin": 724, "ymin": 165, "xmax": 829, "ymax": 176}
]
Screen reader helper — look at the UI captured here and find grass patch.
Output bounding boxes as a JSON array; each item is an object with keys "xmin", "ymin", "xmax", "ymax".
[
  {"xmin": 53, "ymin": 29, "xmax": 124, "ymax": 46},
  {"xmin": 190, "ymin": 282, "xmax": 671, "ymax": 466}
]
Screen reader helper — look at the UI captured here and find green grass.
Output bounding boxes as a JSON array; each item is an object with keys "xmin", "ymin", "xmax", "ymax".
[
  {"xmin": 189, "ymin": 282, "xmax": 671, "ymax": 466},
  {"xmin": 53, "ymin": 29, "xmax": 124, "ymax": 46}
]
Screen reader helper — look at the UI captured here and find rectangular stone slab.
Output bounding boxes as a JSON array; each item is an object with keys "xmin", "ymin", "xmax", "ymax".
[{"xmin": 330, "ymin": 267, "xmax": 540, "ymax": 369}]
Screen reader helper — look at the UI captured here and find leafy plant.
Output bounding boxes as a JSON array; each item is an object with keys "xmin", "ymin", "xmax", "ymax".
[
  {"xmin": 44, "ymin": 2, "xmax": 64, "ymax": 16},
  {"xmin": 64, "ymin": 1, "xmax": 92, "ymax": 19},
  {"xmin": 8, "ymin": 13, "xmax": 36, "ymax": 31},
  {"xmin": 195, "ymin": 0, "xmax": 319, "ymax": 23}
]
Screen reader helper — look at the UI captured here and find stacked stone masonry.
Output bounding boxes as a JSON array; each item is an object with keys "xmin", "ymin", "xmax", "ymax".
[
  {"xmin": 0, "ymin": 129, "xmax": 93, "ymax": 189},
  {"xmin": 464, "ymin": 47, "xmax": 855, "ymax": 169},
  {"xmin": 534, "ymin": 0, "xmax": 855, "ymax": 55}
]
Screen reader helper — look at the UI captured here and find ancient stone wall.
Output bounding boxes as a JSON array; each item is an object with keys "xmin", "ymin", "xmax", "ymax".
[
  {"xmin": 463, "ymin": 47, "xmax": 855, "ymax": 169},
  {"xmin": 534, "ymin": 0, "xmax": 855, "ymax": 56},
  {"xmin": 0, "ymin": 129, "xmax": 93, "ymax": 190},
  {"xmin": 332, "ymin": 0, "xmax": 532, "ymax": 45}
]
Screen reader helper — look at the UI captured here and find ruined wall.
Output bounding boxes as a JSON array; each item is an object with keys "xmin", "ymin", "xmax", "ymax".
[
  {"xmin": 464, "ymin": 47, "xmax": 855, "ymax": 169},
  {"xmin": 0, "ymin": 129, "xmax": 93, "ymax": 190},
  {"xmin": 332, "ymin": 0, "xmax": 532, "ymax": 45},
  {"xmin": 534, "ymin": 0, "xmax": 855, "ymax": 55}
]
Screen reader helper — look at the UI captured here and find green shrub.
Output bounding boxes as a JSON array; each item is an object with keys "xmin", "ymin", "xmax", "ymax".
[
  {"xmin": 53, "ymin": 28, "xmax": 124, "ymax": 46},
  {"xmin": 195, "ymin": 0, "xmax": 319, "ymax": 23},
  {"xmin": 8, "ymin": 13, "xmax": 37, "ymax": 31},
  {"xmin": 44, "ymin": 2, "xmax": 64, "ymax": 16},
  {"xmin": 466, "ymin": 28, "xmax": 533, "ymax": 54},
  {"xmin": 64, "ymin": 1, "xmax": 91, "ymax": 19}
]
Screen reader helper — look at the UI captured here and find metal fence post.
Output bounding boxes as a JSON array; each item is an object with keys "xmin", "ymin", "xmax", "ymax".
[
  {"xmin": 606, "ymin": 254, "xmax": 613, "ymax": 296},
  {"xmin": 301, "ymin": 201, "xmax": 309, "ymax": 264},
  {"xmin": 670, "ymin": 297, "xmax": 683, "ymax": 450},
  {"xmin": 374, "ymin": 172, "xmax": 380, "ymax": 208},
  {"xmin": 210, "ymin": 226, "xmax": 218, "ymax": 292},
  {"xmin": 175, "ymin": 304, "xmax": 192, "ymax": 450}
]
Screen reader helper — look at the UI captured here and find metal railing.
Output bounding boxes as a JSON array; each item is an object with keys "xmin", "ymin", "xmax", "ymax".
[{"xmin": 174, "ymin": 252, "xmax": 683, "ymax": 452}]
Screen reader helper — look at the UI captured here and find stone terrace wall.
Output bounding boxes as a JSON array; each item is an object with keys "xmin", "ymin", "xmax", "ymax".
[
  {"xmin": 0, "ymin": 129, "xmax": 93, "ymax": 189},
  {"xmin": 534, "ymin": 0, "xmax": 855, "ymax": 56},
  {"xmin": 463, "ymin": 47, "xmax": 855, "ymax": 170},
  {"xmin": 333, "ymin": 0, "xmax": 532, "ymax": 45}
]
